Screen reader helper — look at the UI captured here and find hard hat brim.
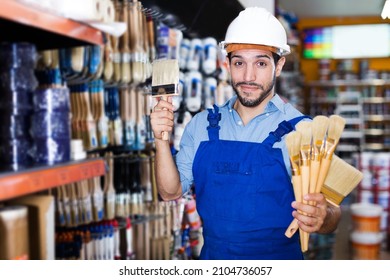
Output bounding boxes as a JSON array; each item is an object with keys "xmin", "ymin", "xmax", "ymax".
[{"xmin": 225, "ymin": 43, "xmax": 289, "ymax": 56}]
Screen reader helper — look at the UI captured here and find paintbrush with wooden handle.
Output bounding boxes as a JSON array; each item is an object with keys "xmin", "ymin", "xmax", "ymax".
[
  {"xmin": 112, "ymin": 0, "xmax": 121, "ymax": 83},
  {"xmin": 120, "ymin": 0, "xmax": 131, "ymax": 84},
  {"xmin": 314, "ymin": 115, "xmax": 346, "ymax": 196},
  {"xmin": 296, "ymin": 121, "xmax": 312, "ymax": 251},
  {"xmin": 285, "ymin": 131, "xmax": 306, "ymax": 251},
  {"xmin": 151, "ymin": 59, "xmax": 180, "ymax": 141},
  {"xmin": 309, "ymin": 115, "xmax": 329, "ymax": 203}
]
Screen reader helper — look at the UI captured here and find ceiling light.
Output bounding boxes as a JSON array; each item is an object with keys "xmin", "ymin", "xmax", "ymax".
[{"xmin": 381, "ymin": 0, "xmax": 390, "ymax": 19}]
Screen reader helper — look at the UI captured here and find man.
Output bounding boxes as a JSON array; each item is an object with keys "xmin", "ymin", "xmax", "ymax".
[{"xmin": 150, "ymin": 7, "xmax": 341, "ymax": 259}]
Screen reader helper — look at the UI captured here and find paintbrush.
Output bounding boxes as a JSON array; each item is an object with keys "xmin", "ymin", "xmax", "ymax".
[
  {"xmin": 112, "ymin": 0, "xmax": 121, "ymax": 83},
  {"xmin": 296, "ymin": 121, "xmax": 312, "ymax": 207},
  {"xmin": 120, "ymin": 0, "xmax": 131, "ymax": 84},
  {"xmin": 309, "ymin": 115, "xmax": 329, "ymax": 203},
  {"xmin": 296, "ymin": 121, "xmax": 312, "ymax": 251},
  {"xmin": 103, "ymin": 34, "xmax": 114, "ymax": 82},
  {"xmin": 104, "ymin": 152, "xmax": 116, "ymax": 220},
  {"xmin": 151, "ymin": 59, "xmax": 180, "ymax": 141},
  {"xmin": 314, "ymin": 115, "xmax": 346, "ymax": 195},
  {"xmin": 322, "ymin": 154, "xmax": 363, "ymax": 206},
  {"xmin": 285, "ymin": 131, "xmax": 306, "ymax": 251}
]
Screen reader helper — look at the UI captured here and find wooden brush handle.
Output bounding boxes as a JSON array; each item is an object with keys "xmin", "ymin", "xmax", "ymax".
[
  {"xmin": 292, "ymin": 174, "xmax": 302, "ymax": 204},
  {"xmin": 303, "ymin": 231, "xmax": 309, "ymax": 252},
  {"xmin": 300, "ymin": 163, "xmax": 310, "ymax": 251},
  {"xmin": 112, "ymin": 0, "xmax": 121, "ymax": 83},
  {"xmin": 146, "ymin": 15, "xmax": 156, "ymax": 61},
  {"xmin": 161, "ymin": 96, "xmax": 169, "ymax": 141},
  {"xmin": 285, "ymin": 218, "xmax": 299, "ymax": 237},
  {"xmin": 120, "ymin": 0, "xmax": 131, "ymax": 83},
  {"xmin": 315, "ymin": 157, "xmax": 332, "ymax": 194},
  {"xmin": 104, "ymin": 35, "xmax": 114, "ymax": 82},
  {"xmin": 299, "ymin": 228, "xmax": 306, "ymax": 252},
  {"xmin": 309, "ymin": 159, "xmax": 321, "ymax": 205},
  {"xmin": 301, "ymin": 165, "xmax": 310, "ymax": 205}
]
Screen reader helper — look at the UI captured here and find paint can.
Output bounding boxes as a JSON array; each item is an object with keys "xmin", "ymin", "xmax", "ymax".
[
  {"xmin": 350, "ymin": 203, "xmax": 383, "ymax": 232},
  {"xmin": 350, "ymin": 232, "xmax": 383, "ymax": 260}
]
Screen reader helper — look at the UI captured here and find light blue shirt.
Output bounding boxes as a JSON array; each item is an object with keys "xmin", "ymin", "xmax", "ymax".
[{"xmin": 176, "ymin": 94, "xmax": 304, "ymax": 194}]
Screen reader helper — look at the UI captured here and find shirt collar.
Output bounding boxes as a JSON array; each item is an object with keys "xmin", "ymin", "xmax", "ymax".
[{"xmin": 224, "ymin": 94, "xmax": 287, "ymax": 114}]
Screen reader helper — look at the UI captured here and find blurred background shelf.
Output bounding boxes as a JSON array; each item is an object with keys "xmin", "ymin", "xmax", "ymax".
[
  {"xmin": 0, "ymin": 159, "xmax": 106, "ymax": 202},
  {"xmin": 0, "ymin": 0, "xmax": 104, "ymax": 50}
]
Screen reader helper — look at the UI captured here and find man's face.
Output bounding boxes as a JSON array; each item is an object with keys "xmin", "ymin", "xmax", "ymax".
[{"xmin": 228, "ymin": 48, "xmax": 285, "ymax": 107}]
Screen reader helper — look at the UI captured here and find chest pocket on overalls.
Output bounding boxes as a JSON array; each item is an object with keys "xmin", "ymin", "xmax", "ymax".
[{"xmin": 210, "ymin": 160, "xmax": 258, "ymax": 222}]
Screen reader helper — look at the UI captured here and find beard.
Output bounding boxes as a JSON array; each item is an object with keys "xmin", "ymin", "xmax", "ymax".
[{"xmin": 232, "ymin": 74, "xmax": 276, "ymax": 108}]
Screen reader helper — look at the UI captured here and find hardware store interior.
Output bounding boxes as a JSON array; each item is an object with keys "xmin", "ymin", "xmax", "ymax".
[{"xmin": 0, "ymin": 0, "xmax": 390, "ymax": 260}]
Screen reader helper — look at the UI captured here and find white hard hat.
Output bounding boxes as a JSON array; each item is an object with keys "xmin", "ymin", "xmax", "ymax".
[{"xmin": 220, "ymin": 7, "xmax": 290, "ymax": 56}]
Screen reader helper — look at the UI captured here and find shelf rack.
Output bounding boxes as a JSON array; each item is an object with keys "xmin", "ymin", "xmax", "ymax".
[
  {"xmin": 0, "ymin": 1, "xmax": 107, "ymax": 202},
  {"xmin": 0, "ymin": 0, "xmax": 104, "ymax": 50},
  {"xmin": 306, "ymin": 78, "xmax": 390, "ymax": 154},
  {"xmin": 0, "ymin": 159, "xmax": 106, "ymax": 202}
]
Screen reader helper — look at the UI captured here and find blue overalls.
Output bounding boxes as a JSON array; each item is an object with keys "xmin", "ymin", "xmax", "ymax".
[{"xmin": 192, "ymin": 105, "xmax": 306, "ymax": 260}]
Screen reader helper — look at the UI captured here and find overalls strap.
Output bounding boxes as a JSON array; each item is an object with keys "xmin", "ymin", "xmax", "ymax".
[
  {"xmin": 263, "ymin": 115, "xmax": 311, "ymax": 146},
  {"xmin": 207, "ymin": 104, "xmax": 221, "ymax": 141}
]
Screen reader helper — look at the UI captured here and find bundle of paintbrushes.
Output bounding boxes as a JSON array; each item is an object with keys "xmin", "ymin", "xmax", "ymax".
[{"xmin": 284, "ymin": 114, "xmax": 362, "ymax": 252}]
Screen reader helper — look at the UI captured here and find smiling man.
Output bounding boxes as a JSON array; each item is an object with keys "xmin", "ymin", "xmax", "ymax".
[{"xmin": 150, "ymin": 7, "xmax": 341, "ymax": 260}]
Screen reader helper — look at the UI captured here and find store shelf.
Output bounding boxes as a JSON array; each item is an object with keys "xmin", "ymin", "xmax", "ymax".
[
  {"xmin": 336, "ymin": 144, "xmax": 359, "ymax": 152},
  {"xmin": 306, "ymin": 79, "xmax": 390, "ymax": 87},
  {"xmin": 0, "ymin": 158, "xmax": 106, "ymax": 202},
  {"xmin": 364, "ymin": 143, "xmax": 389, "ymax": 150},
  {"xmin": 363, "ymin": 97, "xmax": 390, "ymax": 103},
  {"xmin": 365, "ymin": 115, "xmax": 390, "ymax": 121},
  {"xmin": 0, "ymin": 0, "xmax": 104, "ymax": 50}
]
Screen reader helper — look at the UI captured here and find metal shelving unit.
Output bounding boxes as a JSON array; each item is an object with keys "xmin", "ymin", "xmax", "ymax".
[
  {"xmin": 0, "ymin": 0, "xmax": 106, "ymax": 202},
  {"xmin": 0, "ymin": 159, "xmax": 106, "ymax": 202},
  {"xmin": 306, "ymin": 79, "xmax": 390, "ymax": 155},
  {"xmin": 0, "ymin": 0, "xmax": 104, "ymax": 50}
]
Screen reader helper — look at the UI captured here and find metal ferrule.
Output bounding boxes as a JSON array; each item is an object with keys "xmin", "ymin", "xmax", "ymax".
[
  {"xmin": 322, "ymin": 183, "xmax": 344, "ymax": 206},
  {"xmin": 151, "ymin": 83, "xmax": 179, "ymax": 96},
  {"xmin": 323, "ymin": 139, "xmax": 337, "ymax": 160},
  {"xmin": 290, "ymin": 155, "xmax": 301, "ymax": 176},
  {"xmin": 311, "ymin": 145, "xmax": 321, "ymax": 161},
  {"xmin": 300, "ymin": 145, "xmax": 311, "ymax": 166}
]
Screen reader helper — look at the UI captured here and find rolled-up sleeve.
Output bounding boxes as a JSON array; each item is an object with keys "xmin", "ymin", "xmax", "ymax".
[{"xmin": 175, "ymin": 121, "xmax": 196, "ymax": 195}]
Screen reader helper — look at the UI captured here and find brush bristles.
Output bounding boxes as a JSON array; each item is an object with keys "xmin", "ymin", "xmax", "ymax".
[
  {"xmin": 151, "ymin": 59, "xmax": 179, "ymax": 86},
  {"xmin": 296, "ymin": 121, "xmax": 312, "ymax": 147},
  {"xmin": 285, "ymin": 131, "xmax": 302, "ymax": 158},
  {"xmin": 312, "ymin": 115, "xmax": 329, "ymax": 143},
  {"xmin": 322, "ymin": 155, "xmax": 363, "ymax": 205},
  {"xmin": 327, "ymin": 115, "xmax": 346, "ymax": 143}
]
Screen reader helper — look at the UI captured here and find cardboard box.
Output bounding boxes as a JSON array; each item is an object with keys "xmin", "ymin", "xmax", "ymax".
[
  {"xmin": 0, "ymin": 205, "xmax": 29, "ymax": 260},
  {"xmin": 7, "ymin": 195, "xmax": 55, "ymax": 260}
]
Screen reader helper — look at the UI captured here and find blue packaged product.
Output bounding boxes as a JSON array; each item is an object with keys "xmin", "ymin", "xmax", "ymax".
[
  {"xmin": 0, "ymin": 42, "xmax": 37, "ymax": 69},
  {"xmin": 0, "ymin": 89, "xmax": 32, "ymax": 111},
  {"xmin": 33, "ymin": 137, "xmax": 71, "ymax": 165},
  {"xmin": 32, "ymin": 87, "xmax": 70, "ymax": 112},
  {"xmin": 0, "ymin": 113, "xmax": 31, "ymax": 139},
  {"xmin": 0, "ymin": 67, "xmax": 38, "ymax": 91},
  {"xmin": 0, "ymin": 137, "xmax": 32, "ymax": 171},
  {"xmin": 31, "ymin": 111, "xmax": 70, "ymax": 139}
]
